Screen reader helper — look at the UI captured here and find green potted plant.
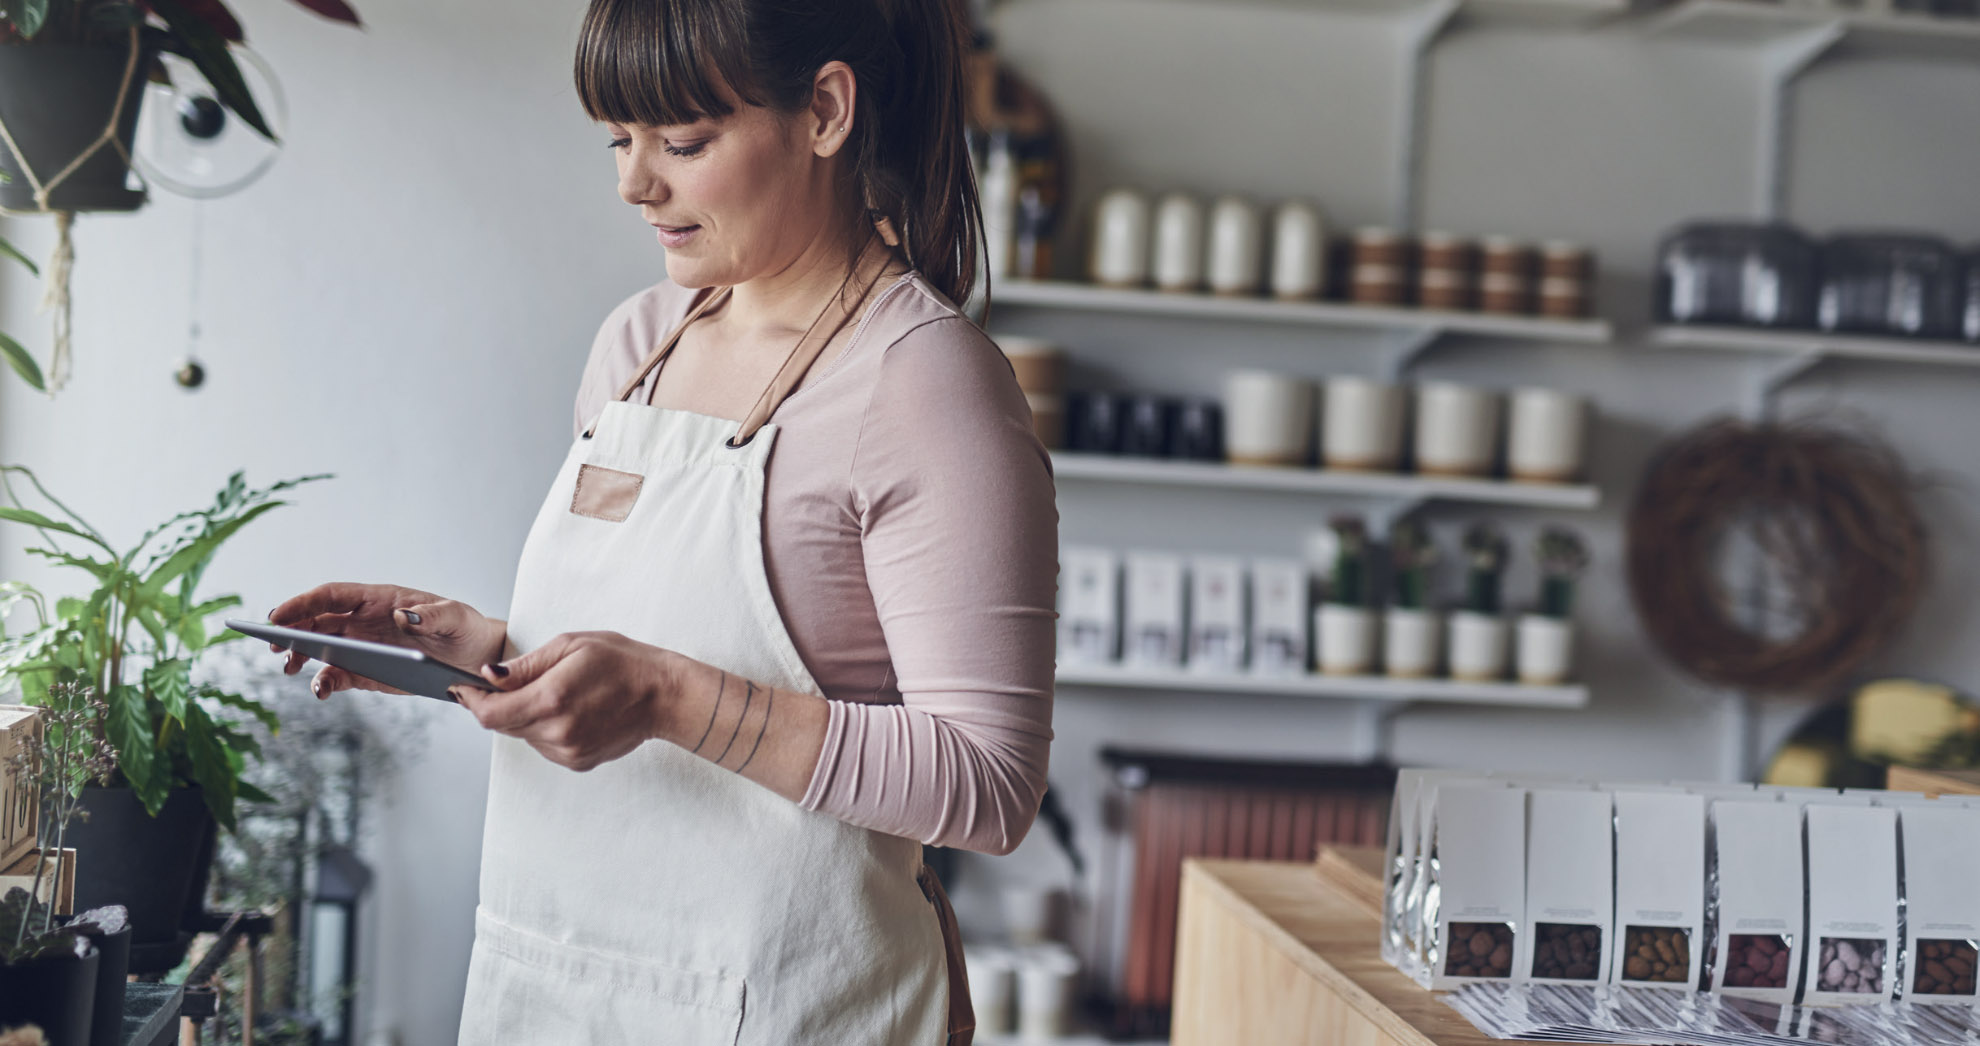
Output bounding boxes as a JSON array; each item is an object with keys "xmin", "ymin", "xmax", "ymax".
[
  {"xmin": 1517, "ymin": 527, "xmax": 1588, "ymax": 685},
  {"xmin": 0, "ymin": 466, "xmax": 327, "ymax": 972},
  {"xmin": 1383, "ymin": 519, "xmax": 1441, "ymax": 679},
  {"xmin": 1314, "ymin": 514, "xmax": 1375, "ymax": 676},
  {"xmin": 1447, "ymin": 522, "xmax": 1508, "ymax": 682},
  {"xmin": 0, "ymin": 236, "xmax": 42, "ymax": 391},
  {"xmin": 0, "ymin": 682, "xmax": 127, "ymax": 1046}
]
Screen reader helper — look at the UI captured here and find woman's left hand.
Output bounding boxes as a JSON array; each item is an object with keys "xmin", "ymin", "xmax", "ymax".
[{"xmin": 452, "ymin": 630, "xmax": 679, "ymax": 772}]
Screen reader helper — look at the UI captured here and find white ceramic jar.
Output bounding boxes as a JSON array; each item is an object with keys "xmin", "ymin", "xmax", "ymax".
[
  {"xmin": 1516, "ymin": 614, "xmax": 1575, "ymax": 685},
  {"xmin": 1448, "ymin": 611, "xmax": 1509, "ymax": 682},
  {"xmin": 1016, "ymin": 945, "xmax": 1081, "ymax": 1041},
  {"xmin": 1321, "ymin": 377, "xmax": 1406, "ymax": 472},
  {"xmin": 1206, "ymin": 195, "xmax": 1263, "ymax": 296},
  {"xmin": 1269, "ymin": 199, "xmax": 1328, "ymax": 300},
  {"xmin": 1383, "ymin": 607, "xmax": 1442, "ymax": 679},
  {"xmin": 1414, "ymin": 382, "xmax": 1501, "ymax": 477},
  {"xmin": 964, "ymin": 947, "xmax": 1017, "ymax": 1037},
  {"xmin": 1089, "ymin": 187, "xmax": 1150, "ymax": 287},
  {"xmin": 1223, "ymin": 369, "xmax": 1314, "ymax": 466},
  {"xmin": 1315, "ymin": 603, "xmax": 1377, "ymax": 676},
  {"xmin": 1151, "ymin": 192, "xmax": 1205, "ymax": 293},
  {"xmin": 1507, "ymin": 387, "xmax": 1588, "ymax": 483}
]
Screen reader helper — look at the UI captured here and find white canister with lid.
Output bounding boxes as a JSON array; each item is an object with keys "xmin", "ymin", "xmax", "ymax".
[
  {"xmin": 1269, "ymin": 199, "xmax": 1328, "ymax": 300},
  {"xmin": 1413, "ymin": 382, "xmax": 1501, "ymax": 478},
  {"xmin": 1321, "ymin": 377, "xmax": 1405, "ymax": 472},
  {"xmin": 1206, "ymin": 195, "xmax": 1263, "ymax": 296},
  {"xmin": 1089, "ymin": 187, "xmax": 1150, "ymax": 287},
  {"xmin": 1151, "ymin": 192, "xmax": 1205, "ymax": 293},
  {"xmin": 1223, "ymin": 369, "xmax": 1314, "ymax": 466},
  {"xmin": 1016, "ymin": 945, "xmax": 1082, "ymax": 1040},
  {"xmin": 1506, "ymin": 387, "xmax": 1588, "ymax": 483}
]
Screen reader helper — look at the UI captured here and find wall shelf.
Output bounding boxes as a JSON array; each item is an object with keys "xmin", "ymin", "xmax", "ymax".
[
  {"xmin": 995, "ymin": 279, "xmax": 1614, "ymax": 345},
  {"xmin": 1649, "ymin": 0, "xmax": 1980, "ymax": 61},
  {"xmin": 1056, "ymin": 662, "xmax": 1590, "ymax": 709},
  {"xmin": 1649, "ymin": 325, "xmax": 1980, "ymax": 371},
  {"xmin": 1051, "ymin": 452, "xmax": 1601, "ymax": 511}
]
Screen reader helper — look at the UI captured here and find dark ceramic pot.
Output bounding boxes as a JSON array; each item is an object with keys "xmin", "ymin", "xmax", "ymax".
[
  {"xmin": 64, "ymin": 785, "xmax": 215, "ymax": 975},
  {"xmin": 0, "ymin": 942, "xmax": 100, "ymax": 1046},
  {"xmin": 0, "ymin": 42, "xmax": 150, "ymax": 212}
]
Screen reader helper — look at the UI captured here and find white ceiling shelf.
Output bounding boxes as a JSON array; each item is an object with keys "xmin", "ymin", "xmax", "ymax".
[
  {"xmin": 1057, "ymin": 662, "xmax": 1590, "ymax": 709},
  {"xmin": 995, "ymin": 279, "xmax": 1614, "ymax": 346},
  {"xmin": 1650, "ymin": 325, "xmax": 1980, "ymax": 370},
  {"xmin": 1648, "ymin": 0, "xmax": 1980, "ymax": 61},
  {"xmin": 1051, "ymin": 452, "xmax": 1601, "ymax": 511},
  {"xmin": 1154, "ymin": 0, "xmax": 1632, "ymax": 28}
]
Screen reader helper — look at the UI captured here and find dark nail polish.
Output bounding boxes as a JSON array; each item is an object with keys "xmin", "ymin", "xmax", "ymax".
[
  {"xmin": 489, "ymin": 662, "xmax": 510, "ymax": 678},
  {"xmin": 401, "ymin": 609, "xmax": 422, "ymax": 625}
]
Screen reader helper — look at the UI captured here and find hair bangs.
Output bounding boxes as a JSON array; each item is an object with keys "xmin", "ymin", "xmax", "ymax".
[{"xmin": 574, "ymin": 0, "xmax": 758, "ymax": 127}]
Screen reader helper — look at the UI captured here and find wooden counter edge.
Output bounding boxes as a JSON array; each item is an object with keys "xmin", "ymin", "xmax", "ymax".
[
  {"xmin": 1179, "ymin": 858, "xmax": 1446, "ymax": 1046},
  {"xmin": 1888, "ymin": 765, "xmax": 1980, "ymax": 797}
]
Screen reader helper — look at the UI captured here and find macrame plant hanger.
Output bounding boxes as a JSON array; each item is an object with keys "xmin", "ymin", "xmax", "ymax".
[{"xmin": 0, "ymin": 27, "xmax": 144, "ymax": 392}]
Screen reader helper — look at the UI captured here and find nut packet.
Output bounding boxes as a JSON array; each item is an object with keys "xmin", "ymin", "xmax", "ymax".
[
  {"xmin": 1521, "ymin": 788, "xmax": 1614, "ymax": 986},
  {"xmin": 1706, "ymin": 799, "xmax": 1805, "ymax": 1004},
  {"xmin": 1899, "ymin": 803, "xmax": 1980, "ymax": 1007},
  {"xmin": 1427, "ymin": 783, "xmax": 1528, "ymax": 990},
  {"xmin": 1802, "ymin": 804, "xmax": 1898, "ymax": 1006},
  {"xmin": 1381, "ymin": 768, "xmax": 1470, "ymax": 974},
  {"xmin": 1401, "ymin": 772, "xmax": 1502, "ymax": 981},
  {"xmin": 1610, "ymin": 790, "xmax": 1706, "ymax": 991}
]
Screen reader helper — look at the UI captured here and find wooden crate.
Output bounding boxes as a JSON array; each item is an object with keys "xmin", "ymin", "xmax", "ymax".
[
  {"xmin": 0, "ymin": 846, "xmax": 75, "ymax": 915},
  {"xmin": 0, "ymin": 705, "xmax": 41, "ymax": 871},
  {"xmin": 1887, "ymin": 765, "xmax": 1980, "ymax": 797}
]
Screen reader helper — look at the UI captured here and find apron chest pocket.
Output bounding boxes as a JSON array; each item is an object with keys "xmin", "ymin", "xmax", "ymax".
[
  {"xmin": 571, "ymin": 464, "xmax": 645, "ymax": 522},
  {"xmin": 460, "ymin": 911, "xmax": 745, "ymax": 1045}
]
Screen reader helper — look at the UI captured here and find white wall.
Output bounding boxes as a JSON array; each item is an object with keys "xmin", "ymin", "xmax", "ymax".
[{"xmin": 3, "ymin": 1, "xmax": 1979, "ymax": 1041}]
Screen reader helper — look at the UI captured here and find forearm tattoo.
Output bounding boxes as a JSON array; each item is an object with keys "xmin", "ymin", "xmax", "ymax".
[
  {"xmin": 687, "ymin": 673, "xmax": 726, "ymax": 755},
  {"xmin": 712, "ymin": 681, "xmax": 755, "ymax": 765},
  {"xmin": 735, "ymin": 686, "xmax": 774, "ymax": 773}
]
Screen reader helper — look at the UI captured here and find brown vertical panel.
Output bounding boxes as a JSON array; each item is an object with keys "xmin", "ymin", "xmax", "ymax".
[
  {"xmin": 1289, "ymin": 793, "xmax": 1315, "ymax": 865},
  {"xmin": 1270, "ymin": 790, "xmax": 1296, "ymax": 859}
]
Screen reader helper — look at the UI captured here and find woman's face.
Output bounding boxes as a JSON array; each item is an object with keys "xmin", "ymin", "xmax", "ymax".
[{"xmin": 608, "ymin": 90, "xmax": 841, "ymax": 290}]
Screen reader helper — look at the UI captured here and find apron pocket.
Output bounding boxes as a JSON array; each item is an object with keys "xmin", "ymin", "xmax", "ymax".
[
  {"xmin": 460, "ymin": 909, "xmax": 745, "ymax": 1045},
  {"xmin": 571, "ymin": 464, "xmax": 644, "ymax": 522}
]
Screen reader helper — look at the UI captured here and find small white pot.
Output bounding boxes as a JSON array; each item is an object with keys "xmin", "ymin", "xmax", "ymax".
[
  {"xmin": 964, "ymin": 947, "xmax": 1018, "ymax": 1037},
  {"xmin": 1223, "ymin": 369, "xmax": 1314, "ymax": 466},
  {"xmin": 1413, "ymin": 382, "xmax": 1502, "ymax": 478},
  {"xmin": 1507, "ymin": 387, "xmax": 1588, "ymax": 483},
  {"xmin": 1152, "ymin": 192, "xmax": 1205, "ymax": 292},
  {"xmin": 1016, "ymin": 946, "xmax": 1081, "ymax": 1041},
  {"xmin": 1321, "ymin": 378, "xmax": 1405, "ymax": 472},
  {"xmin": 1206, "ymin": 195, "xmax": 1263, "ymax": 296},
  {"xmin": 1269, "ymin": 199, "xmax": 1328, "ymax": 300},
  {"xmin": 1315, "ymin": 603, "xmax": 1377, "ymax": 676},
  {"xmin": 1516, "ymin": 614, "xmax": 1575, "ymax": 685},
  {"xmin": 1447, "ymin": 611, "xmax": 1509, "ymax": 682},
  {"xmin": 1383, "ymin": 607, "xmax": 1443, "ymax": 679},
  {"xmin": 1089, "ymin": 187, "xmax": 1150, "ymax": 287}
]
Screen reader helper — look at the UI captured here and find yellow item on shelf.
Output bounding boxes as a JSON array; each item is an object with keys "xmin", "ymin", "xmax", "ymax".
[{"xmin": 1849, "ymin": 678, "xmax": 1979, "ymax": 765}]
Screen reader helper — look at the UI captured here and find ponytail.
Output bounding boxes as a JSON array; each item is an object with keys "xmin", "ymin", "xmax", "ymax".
[{"xmin": 864, "ymin": 0, "xmax": 980, "ymax": 306}]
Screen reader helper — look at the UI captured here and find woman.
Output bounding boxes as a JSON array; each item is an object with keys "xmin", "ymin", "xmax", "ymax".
[{"xmin": 267, "ymin": 1, "xmax": 1057, "ymax": 1041}]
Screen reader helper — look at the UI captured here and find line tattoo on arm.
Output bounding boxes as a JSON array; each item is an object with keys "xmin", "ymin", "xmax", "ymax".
[
  {"xmin": 687, "ymin": 673, "xmax": 726, "ymax": 754},
  {"xmin": 712, "ymin": 681, "xmax": 755, "ymax": 765},
  {"xmin": 735, "ymin": 686, "xmax": 774, "ymax": 773}
]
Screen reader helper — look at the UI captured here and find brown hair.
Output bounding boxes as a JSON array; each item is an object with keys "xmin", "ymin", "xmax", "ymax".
[{"xmin": 575, "ymin": 0, "xmax": 982, "ymax": 306}]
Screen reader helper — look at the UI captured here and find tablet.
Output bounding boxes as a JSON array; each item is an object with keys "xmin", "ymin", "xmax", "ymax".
[{"xmin": 225, "ymin": 619, "xmax": 493, "ymax": 703}]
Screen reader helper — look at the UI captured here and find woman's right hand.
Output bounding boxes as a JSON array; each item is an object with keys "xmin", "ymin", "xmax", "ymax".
[{"xmin": 267, "ymin": 582, "xmax": 509, "ymax": 698}]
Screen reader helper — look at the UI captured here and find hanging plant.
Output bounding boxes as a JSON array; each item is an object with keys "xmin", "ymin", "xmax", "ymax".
[{"xmin": 0, "ymin": 0, "xmax": 361, "ymax": 391}]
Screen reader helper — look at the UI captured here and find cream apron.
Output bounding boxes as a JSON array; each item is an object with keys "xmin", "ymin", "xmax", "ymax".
[{"xmin": 459, "ymin": 252, "xmax": 972, "ymax": 1045}]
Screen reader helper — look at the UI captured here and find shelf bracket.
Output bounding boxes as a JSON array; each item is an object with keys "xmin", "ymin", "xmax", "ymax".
[
  {"xmin": 1391, "ymin": 0, "xmax": 1461, "ymax": 232},
  {"xmin": 1755, "ymin": 20, "xmax": 1843, "ymax": 221},
  {"xmin": 1365, "ymin": 494, "xmax": 1430, "ymax": 536},
  {"xmin": 1742, "ymin": 345, "xmax": 1824, "ymax": 419},
  {"xmin": 1376, "ymin": 326, "xmax": 1444, "ymax": 381},
  {"xmin": 1351, "ymin": 700, "xmax": 1412, "ymax": 763}
]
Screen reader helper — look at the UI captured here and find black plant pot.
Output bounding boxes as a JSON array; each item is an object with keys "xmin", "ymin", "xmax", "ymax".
[
  {"xmin": 0, "ymin": 943, "xmax": 101, "ymax": 1046},
  {"xmin": 76, "ymin": 924, "xmax": 130, "ymax": 1046},
  {"xmin": 0, "ymin": 42, "xmax": 150, "ymax": 212},
  {"xmin": 65, "ymin": 786, "xmax": 216, "ymax": 975}
]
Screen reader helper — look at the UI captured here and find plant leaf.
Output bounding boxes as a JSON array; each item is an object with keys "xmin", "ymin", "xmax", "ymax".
[
  {"xmin": 237, "ymin": 780, "xmax": 276, "ymax": 805},
  {"xmin": 103, "ymin": 683, "xmax": 163, "ymax": 813},
  {"xmin": 23, "ymin": 547, "xmax": 118, "ymax": 583},
  {"xmin": 287, "ymin": 0, "xmax": 361, "ymax": 28},
  {"xmin": 149, "ymin": 0, "xmax": 275, "ymax": 141},
  {"xmin": 200, "ymin": 685, "xmax": 280, "ymax": 733},
  {"xmin": 0, "ymin": 235, "xmax": 38, "ymax": 276},
  {"xmin": 144, "ymin": 658, "xmax": 191, "ymax": 722},
  {"xmin": 0, "ymin": 506, "xmax": 112, "ymax": 548},
  {"xmin": 181, "ymin": 703, "xmax": 237, "ymax": 831},
  {"xmin": 15, "ymin": 0, "xmax": 49, "ymax": 39},
  {"xmin": 137, "ymin": 500, "xmax": 285, "ymax": 601},
  {"xmin": 169, "ymin": 0, "xmax": 244, "ymax": 42},
  {"xmin": 0, "ymin": 331, "xmax": 44, "ymax": 392}
]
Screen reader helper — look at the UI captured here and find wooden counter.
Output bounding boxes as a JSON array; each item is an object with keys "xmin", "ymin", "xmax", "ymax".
[
  {"xmin": 1172, "ymin": 847, "xmax": 1551, "ymax": 1046},
  {"xmin": 1887, "ymin": 765, "xmax": 1980, "ymax": 797}
]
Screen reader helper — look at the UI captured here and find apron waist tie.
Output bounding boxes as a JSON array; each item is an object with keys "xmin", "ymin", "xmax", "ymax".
[{"xmin": 917, "ymin": 865, "xmax": 976, "ymax": 1046}]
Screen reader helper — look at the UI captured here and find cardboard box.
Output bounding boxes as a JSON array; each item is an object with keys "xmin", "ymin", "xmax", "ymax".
[
  {"xmin": 0, "ymin": 705, "xmax": 42, "ymax": 871},
  {"xmin": 1803, "ymin": 804, "xmax": 1898, "ymax": 1005},
  {"xmin": 1058, "ymin": 547, "xmax": 1120, "ymax": 665},
  {"xmin": 1521, "ymin": 788, "xmax": 1613, "ymax": 985},
  {"xmin": 1899, "ymin": 803, "xmax": 1980, "ymax": 1006},
  {"xmin": 1610, "ymin": 790, "xmax": 1706, "ymax": 990},
  {"xmin": 1123, "ymin": 552, "xmax": 1185, "ymax": 668},
  {"xmin": 1247, "ymin": 558, "xmax": 1308, "ymax": 676},
  {"xmin": 1707, "ymin": 799, "xmax": 1804, "ymax": 1003},
  {"xmin": 0, "ymin": 847, "xmax": 74, "ymax": 916},
  {"xmin": 1427, "ymin": 784, "xmax": 1528, "ymax": 990},
  {"xmin": 1186, "ymin": 555, "xmax": 1247, "ymax": 672}
]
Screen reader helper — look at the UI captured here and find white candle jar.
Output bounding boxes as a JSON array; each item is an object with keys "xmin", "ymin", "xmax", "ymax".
[
  {"xmin": 1206, "ymin": 195, "xmax": 1263, "ymax": 296},
  {"xmin": 1321, "ymin": 377, "xmax": 1405, "ymax": 472},
  {"xmin": 1413, "ymin": 382, "xmax": 1501, "ymax": 477},
  {"xmin": 1269, "ymin": 199, "xmax": 1328, "ymax": 300},
  {"xmin": 1151, "ymin": 192, "xmax": 1205, "ymax": 293},
  {"xmin": 1507, "ymin": 387, "xmax": 1588, "ymax": 484},
  {"xmin": 1089, "ymin": 187, "xmax": 1150, "ymax": 287}
]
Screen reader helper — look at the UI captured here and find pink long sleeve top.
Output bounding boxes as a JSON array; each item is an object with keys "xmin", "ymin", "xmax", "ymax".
[{"xmin": 572, "ymin": 272, "xmax": 1058, "ymax": 855}]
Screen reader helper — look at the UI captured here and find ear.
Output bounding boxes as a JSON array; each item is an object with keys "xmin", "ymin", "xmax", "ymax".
[{"xmin": 808, "ymin": 60, "xmax": 857, "ymax": 158}]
